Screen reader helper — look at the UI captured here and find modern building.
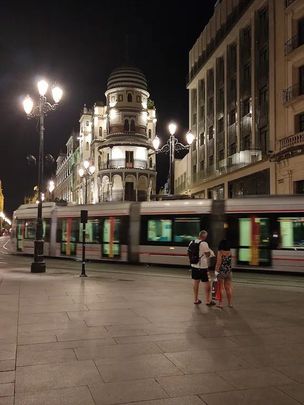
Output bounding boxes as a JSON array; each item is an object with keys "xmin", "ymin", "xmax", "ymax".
[
  {"xmin": 176, "ymin": 0, "xmax": 304, "ymax": 198},
  {"xmin": 55, "ymin": 66, "xmax": 158, "ymax": 203}
]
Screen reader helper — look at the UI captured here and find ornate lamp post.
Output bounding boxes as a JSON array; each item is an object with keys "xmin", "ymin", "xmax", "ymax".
[
  {"xmin": 23, "ymin": 80, "xmax": 63, "ymax": 273},
  {"xmin": 152, "ymin": 122, "xmax": 194, "ymax": 195},
  {"xmin": 78, "ymin": 161, "xmax": 95, "ymax": 277},
  {"xmin": 78, "ymin": 160, "xmax": 96, "ymax": 204}
]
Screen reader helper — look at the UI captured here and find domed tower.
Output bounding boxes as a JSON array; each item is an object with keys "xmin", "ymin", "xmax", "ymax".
[{"xmin": 98, "ymin": 66, "xmax": 157, "ymax": 201}]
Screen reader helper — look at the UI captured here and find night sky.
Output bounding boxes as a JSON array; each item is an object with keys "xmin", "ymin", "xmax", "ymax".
[{"xmin": 0, "ymin": 0, "xmax": 216, "ymax": 216}]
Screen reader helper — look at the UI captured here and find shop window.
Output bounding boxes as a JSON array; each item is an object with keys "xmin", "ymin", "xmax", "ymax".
[{"xmin": 147, "ymin": 219, "xmax": 172, "ymax": 242}]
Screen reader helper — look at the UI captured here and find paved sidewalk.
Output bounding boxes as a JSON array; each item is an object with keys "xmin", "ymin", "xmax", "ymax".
[{"xmin": 0, "ymin": 254, "xmax": 304, "ymax": 404}]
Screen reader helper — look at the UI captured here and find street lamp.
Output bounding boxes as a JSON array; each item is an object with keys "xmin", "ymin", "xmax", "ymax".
[
  {"xmin": 78, "ymin": 160, "xmax": 96, "ymax": 204},
  {"xmin": 152, "ymin": 122, "xmax": 194, "ymax": 195},
  {"xmin": 23, "ymin": 79, "xmax": 63, "ymax": 273}
]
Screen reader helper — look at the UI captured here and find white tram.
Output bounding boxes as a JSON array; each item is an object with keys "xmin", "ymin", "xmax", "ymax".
[{"xmin": 10, "ymin": 196, "xmax": 304, "ymax": 273}]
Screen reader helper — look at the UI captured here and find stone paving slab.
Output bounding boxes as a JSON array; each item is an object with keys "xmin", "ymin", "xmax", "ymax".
[{"xmin": 1, "ymin": 252, "xmax": 304, "ymax": 404}]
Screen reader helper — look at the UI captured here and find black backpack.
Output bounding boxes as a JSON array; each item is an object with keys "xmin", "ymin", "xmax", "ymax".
[{"xmin": 187, "ymin": 240, "xmax": 202, "ymax": 264}]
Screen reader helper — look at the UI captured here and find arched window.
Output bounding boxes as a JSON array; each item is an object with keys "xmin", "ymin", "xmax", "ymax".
[
  {"xmin": 148, "ymin": 129, "xmax": 152, "ymax": 138},
  {"xmin": 124, "ymin": 119, "xmax": 129, "ymax": 131},
  {"xmin": 99, "ymin": 127, "xmax": 102, "ymax": 137},
  {"xmin": 86, "ymin": 142, "xmax": 89, "ymax": 151},
  {"xmin": 130, "ymin": 119, "xmax": 135, "ymax": 132},
  {"xmin": 127, "ymin": 93, "xmax": 132, "ymax": 102},
  {"xmin": 98, "ymin": 155, "xmax": 102, "ymax": 170}
]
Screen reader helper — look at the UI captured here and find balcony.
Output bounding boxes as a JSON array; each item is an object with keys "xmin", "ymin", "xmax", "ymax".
[
  {"xmin": 285, "ymin": 34, "xmax": 304, "ymax": 56},
  {"xmin": 282, "ymin": 83, "xmax": 304, "ymax": 105},
  {"xmin": 279, "ymin": 131, "xmax": 304, "ymax": 150}
]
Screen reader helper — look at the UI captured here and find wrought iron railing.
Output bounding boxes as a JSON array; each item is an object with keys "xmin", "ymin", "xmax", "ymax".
[
  {"xmin": 282, "ymin": 83, "xmax": 304, "ymax": 104},
  {"xmin": 285, "ymin": 0, "xmax": 296, "ymax": 7},
  {"xmin": 280, "ymin": 131, "xmax": 304, "ymax": 150},
  {"xmin": 285, "ymin": 34, "xmax": 300, "ymax": 55}
]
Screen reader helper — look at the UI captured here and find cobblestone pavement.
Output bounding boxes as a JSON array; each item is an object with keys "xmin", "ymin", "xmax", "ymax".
[{"xmin": 0, "ymin": 242, "xmax": 304, "ymax": 404}]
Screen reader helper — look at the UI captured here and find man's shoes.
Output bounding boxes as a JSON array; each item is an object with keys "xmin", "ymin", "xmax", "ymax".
[
  {"xmin": 206, "ymin": 301, "xmax": 216, "ymax": 306},
  {"xmin": 194, "ymin": 300, "xmax": 202, "ymax": 305}
]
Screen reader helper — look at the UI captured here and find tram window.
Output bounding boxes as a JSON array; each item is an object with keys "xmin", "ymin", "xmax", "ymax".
[
  {"xmin": 239, "ymin": 217, "xmax": 270, "ymax": 263},
  {"xmin": 79, "ymin": 219, "xmax": 100, "ymax": 243},
  {"xmin": 24, "ymin": 220, "xmax": 36, "ymax": 239},
  {"xmin": 147, "ymin": 219, "xmax": 172, "ymax": 242},
  {"xmin": 279, "ymin": 217, "xmax": 304, "ymax": 249},
  {"xmin": 57, "ymin": 219, "xmax": 79, "ymax": 242},
  {"xmin": 174, "ymin": 217, "xmax": 200, "ymax": 243},
  {"xmin": 103, "ymin": 217, "xmax": 121, "ymax": 257}
]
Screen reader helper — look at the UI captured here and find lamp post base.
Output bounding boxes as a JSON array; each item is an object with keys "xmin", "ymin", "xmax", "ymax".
[
  {"xmin": 31, "ymin": 261, "xmax": 46, "ymax": 273},
  {"xmin": 31, "ymin": 240, "xmax": 46, "ymax": 273}
]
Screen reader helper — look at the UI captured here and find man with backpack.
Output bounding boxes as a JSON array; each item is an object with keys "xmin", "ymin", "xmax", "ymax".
[{"xmin": 188, "ymin": 230, "xmax": 215, "ymax": 305}]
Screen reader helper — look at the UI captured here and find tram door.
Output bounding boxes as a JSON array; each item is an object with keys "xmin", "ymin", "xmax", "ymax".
[
  {"xmin": 102, "ymin": 217, "xmax": 121, "ymax": 258},
  {"xmin": 238, "ymin": 216, "xmax": 271, "ymax": 266},
  {"xmin": 16, "ymin": 221, "xmax": 24, "ymax": 251},
  {"xmin": 59, "ymin": 218, "xmax": 77, "ymax": 256}
]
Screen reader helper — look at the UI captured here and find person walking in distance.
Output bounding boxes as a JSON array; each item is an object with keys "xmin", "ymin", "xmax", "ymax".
[{"xmin": 188, "ymin": 230, "xmax": 215, "ymax": 305}]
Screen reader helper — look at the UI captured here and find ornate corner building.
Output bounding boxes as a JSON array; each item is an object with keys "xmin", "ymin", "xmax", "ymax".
[
  {"xmin": 175, "ymin": 0, "xmax": 304, "ymax": 198},
  {"xmin": 55, "ymin": 66, "xmax": 157, "ymax": 203}
]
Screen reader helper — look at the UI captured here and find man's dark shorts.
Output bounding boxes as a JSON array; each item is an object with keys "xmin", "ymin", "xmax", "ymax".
[{"xmin": 191, "ymin": 268, "xmax": 209, "ymax": 282}]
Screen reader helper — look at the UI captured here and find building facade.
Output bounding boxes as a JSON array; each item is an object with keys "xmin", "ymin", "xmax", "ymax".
[
  {"xmin": 176, "ymin": 0, "xmax": 304, "ymax": 198},
  {"xmin": 55, "ymin": 66, "xmax": 157, "ymax": 203}
]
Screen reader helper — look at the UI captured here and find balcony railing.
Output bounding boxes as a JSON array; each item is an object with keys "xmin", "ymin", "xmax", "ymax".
[
  {"xmin": 285, "ymin": 34, "xmax": 303, "ymax": 55},
  {"xmin": 280, "ymin": 131, "xmax": 304, "ymax": 150},
  {"xmin": 99, "ymin": 159, "xmax": 149, "ymax": 170},
  {"xmin": 282, "ymin": 83, "xmax": 304, "ymax": 104}
]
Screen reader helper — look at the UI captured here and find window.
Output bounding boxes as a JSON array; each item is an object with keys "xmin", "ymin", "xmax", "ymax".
[
  {"xmin": 208, "ymin": 125, "xmax": 214, "ymax": 140},
  {"xmin": 118, "ymin": 94, "xmax": 123, "ymax": 102},
  {"xmin": 209, "ymin": 155, "xmax": 214, "ymax": 167},
  {"xmin": 229, "ymin": 109, "xmax": 236, "ymax": 125},
  {"xmin": 299, "ymin": 66, "xmax": 304, "ymax": 94},
  {"xmin": 24, "ymin": 220, "xmax": 36, "ymax": 240},
  {"xmin": 103, "ymin": 217, "xmax": 121, "ymax": 257},
  {"xmin": 86, "ymin": 142, "xmax": 89, "ymax": 151},
  {"xmin": 199, "ymin": 132, "xmax": 204, "ymax": 145},
  {"xmin": 217, "ymin": 118, "xmax": 224, "ymax": 133},
  {"xmin": 148, "ymin": 129, "xmax": 152, "ymax": 138},
  {"xmin": 238, "ymin": 217, "xmax": 270, "ymax": 263},
  {"xmin": 126, "ymin": 151, "xmax": 134, "ymax": 168},
  {"xmin": 130, "ymin": 119, "xmax": 135, "ymax": 132},
  {"xmin": 147, "ymin": 219, "xmax": 172, "ymax": 242},
  {"xmin": 298, "ymin": 112, "xmax": 304, "ymax": 132},
  {"xmin": 98, "ymin": 155, "xmax": 102, "ymax": 170},
  {"xmin": 136, "ymin": 95, "xmax": 141, "ymax": 103},
  {"xmin": 192, "ymin": 112, "xmax": 197, "ymax": 126},
  {"xmin": 218, "ymin": 149, "xmax": 224, "ymax": 161},
  {"xmin": 243, "ymin": 63, "xmax": 250, "ymax": 83},
  {"xmin": 79, "ymin": 219, "xmax": 101, "ymax": 243},
  {"xmin": 149, "ymin": 157, "xmax": 153, "ymax": 168},
  {"xmin": 298, "ymin": 18, "xmax": 304, "ymax": 46},
  {"xmin": 86, "ymin": 121, "xmax": 89, "ymax": 126},
  {"xmin": 127, "ymin": 93, "xmax": 133, "ymax": 102},
  {"xmin": 229, "ymin": 143, "xmax": 236, "ymax": 155},
  {"xmin": 124, "ymin": 119, "xmax": 129, "ymax": 131},
  {"xmin": 200, "ymin": 160, "xmax": 204, "ymax": 170},
  {"xmin": 243, "ymin": 98, "xmax": 251, "ymax": 116},
  {"xmin": 200, "ymin": 105, "xmax": 205, "ymax": 120},
  {"xmin": 258, "ymin": 126, "xmax": 268, "ymax": 154},
  {"xmin": 173, "ymin": 217, "xmax": 200, "ymax": 243},
  {"xmin": 279, "ymin": 217, "xmax": 304, "ymax": 249},
  {"xmin": 243, "ymin": 135, "xmax": 251, "ymax": 150},
  {"xmin": 99, "ymin": 127, "xmax": 102, "ymax": 137}
]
